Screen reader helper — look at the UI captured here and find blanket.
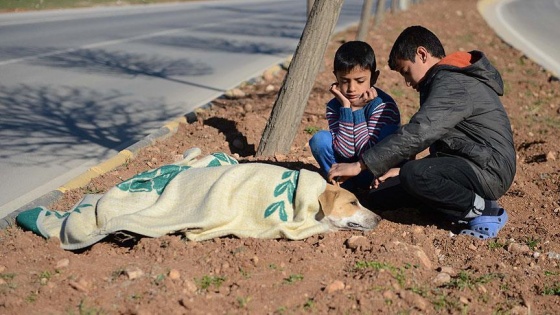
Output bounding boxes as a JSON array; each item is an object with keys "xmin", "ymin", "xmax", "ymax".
[{"xmin": 16, "ymin": 149, "xmax": 329, "ymax": 250}]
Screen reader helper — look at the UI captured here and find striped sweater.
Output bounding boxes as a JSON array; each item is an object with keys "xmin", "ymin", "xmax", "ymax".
[{"xmin": 326, "ymin": 87, "xmax": 400, "ymax": 159}]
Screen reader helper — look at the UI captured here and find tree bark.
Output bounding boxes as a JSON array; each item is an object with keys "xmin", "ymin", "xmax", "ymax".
[
  {"xmin": 256, "ymin": 0, "xmax": 344, "ymax": 157},
  {"xmin": 306, "ymin": 0, "xmax": 314, "ymax": 16},
  {"xmin": 374, "ymin": 0, "xmax": 386, "ymax": 28},
  {"xmin": 356, "ymin": 0, "xmax": 374, "ymax": 41}
]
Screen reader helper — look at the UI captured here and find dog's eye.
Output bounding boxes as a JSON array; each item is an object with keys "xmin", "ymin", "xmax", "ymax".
[
  {"xmin": 351, "ymin": 201, "xmax": 358, "ymax": 206},
  {"xmin": 348, "ymin": 222, "xmax": 362, "ymax": 228}
]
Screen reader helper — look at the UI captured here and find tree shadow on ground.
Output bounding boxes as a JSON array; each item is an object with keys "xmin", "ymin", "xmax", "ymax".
[
  {"xmin": 203, "ymin": 117, "xmax": 255, "ymax": 157},
  {"xmin": 0, "ymin": 84, "xmax": 177, "ymax": 166}
]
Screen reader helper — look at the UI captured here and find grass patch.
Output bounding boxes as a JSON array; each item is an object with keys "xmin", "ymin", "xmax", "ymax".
[
  {"xmin": 444, "ymin": 271, "xmax": 501, "ymax": 290},
  {"xmin": 525, "ymin": 236, "xmax": 539, "ymax": 250},
  {"xmin": 488, "ymin": 240, "xmax": 506, "ymax": 250},
  {"xmin": 354, "ymin": 261, "xmax": 406, "ymax": 287},
  {"xmin": 541, "ymin": 282, "xmax": 560, "ymax": 296},
  {"xmin": 304, "ymin": 126, "xmax": 321, "ymax": 135},
  {"xmin": 283, "ymin": 274, "xmax": 303, "ymax": 284},
  {"xmin": 195, "ymin": 275, "xmax": 226, "ymax": 291}
]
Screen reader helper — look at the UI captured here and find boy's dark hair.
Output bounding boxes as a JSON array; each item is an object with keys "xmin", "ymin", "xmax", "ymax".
[
  {"xmin": 334, "ymin": 41, "xmax": 377, "ymax": 76},
  {"xmin": 388, "ymin": 25, "xmax": 446, "ymax": 70}
]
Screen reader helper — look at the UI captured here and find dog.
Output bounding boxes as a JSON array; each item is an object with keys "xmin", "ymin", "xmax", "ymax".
[{"xmin": 317, "ymin": 183, "xmax": 382, "ymax": 231}]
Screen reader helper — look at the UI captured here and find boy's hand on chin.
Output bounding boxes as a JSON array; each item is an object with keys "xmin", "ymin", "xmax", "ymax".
[
  {"xmin": 350, "ymin": 87, "xmax": 377, "ymax": 110},
  {"xmin": 330, "ymin": 83, "xmax": 351, "ymax": 108}
]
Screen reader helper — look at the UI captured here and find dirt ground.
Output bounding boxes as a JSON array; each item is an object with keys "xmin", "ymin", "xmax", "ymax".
[{"xmin": 2, "ymin": 0, "xmax": 560, "ymax": 314}]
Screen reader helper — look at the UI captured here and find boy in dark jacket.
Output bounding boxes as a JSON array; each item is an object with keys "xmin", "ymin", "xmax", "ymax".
[{"xmin": 327, "ymin": 26, "xmax": 516, "ymax": 240}]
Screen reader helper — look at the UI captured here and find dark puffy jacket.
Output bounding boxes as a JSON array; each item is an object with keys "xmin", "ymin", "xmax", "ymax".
[{"xmin": 361, "ymin": 51, "xmax": 516, "ymax": 199}]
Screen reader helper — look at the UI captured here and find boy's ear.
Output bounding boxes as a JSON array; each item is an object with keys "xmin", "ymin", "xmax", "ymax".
[
  {"xmin": 417, "ymin": 46, "xmax": 430, "ymax": 63},
  {"xmin": 370, "ymin": 70, "xmax": 380, "ymax": 86}
]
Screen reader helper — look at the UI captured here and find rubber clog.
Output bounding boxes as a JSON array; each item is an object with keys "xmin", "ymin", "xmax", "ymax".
[{"xmin": 460, "ymin": 208, "xmax": 508, "ymax": 240}]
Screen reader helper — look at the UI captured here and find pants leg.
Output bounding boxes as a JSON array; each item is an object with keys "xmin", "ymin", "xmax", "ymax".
[
  {"xmin": 309, "ymin": 130, "xmax": 335, "ymax": 175},
  {"xmin": 398, "ymin": 156, "xmax": 486, "ymax": 218},
  {"xmin": 309, "ymin": 130, "xmax": 374, "ymax": 191}
]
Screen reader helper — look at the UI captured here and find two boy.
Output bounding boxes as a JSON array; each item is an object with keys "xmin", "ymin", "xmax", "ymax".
[{"xmin": 325, "ymin": 26, "xmax": 516, "ymax": 240}]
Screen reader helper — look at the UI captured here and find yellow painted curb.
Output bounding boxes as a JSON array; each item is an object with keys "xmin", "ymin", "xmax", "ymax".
[{"xmin": 59, "ymin": 150, "xmax": 134, "ymax": 192}]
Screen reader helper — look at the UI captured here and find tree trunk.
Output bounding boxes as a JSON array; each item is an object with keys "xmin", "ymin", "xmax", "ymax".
[
  {"xmin": 256, "ymin": 0, "xmax": 344, "ymax": 157},
  {"xmin": 391, "ymin": 0, "xmax": 399, "ymax": 13},
  {"xmin": 356, "ymin": 0, "xmax": 374, "ymax": 41},
  {"xmin": 374, "ymin": 0, "xmax": 386, "ymax": 28},
  {"xmin": 307, "ymin": 0, "xmax": 314, "ymax": 16}
]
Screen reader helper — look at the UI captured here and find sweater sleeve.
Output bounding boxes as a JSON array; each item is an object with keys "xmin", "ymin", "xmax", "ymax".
[
  {"xmin": 327, "ymin": 99, "xmax": 356, "ymax": 158},
  {"xmin": 355, "ymin": 100, "xmax": 401, "ymax": 156}
]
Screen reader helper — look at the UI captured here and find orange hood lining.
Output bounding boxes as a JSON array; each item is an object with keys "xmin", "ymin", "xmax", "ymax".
[{"xmin": 437, "ymin": 51, "xmax": 473, "ymax": 68}]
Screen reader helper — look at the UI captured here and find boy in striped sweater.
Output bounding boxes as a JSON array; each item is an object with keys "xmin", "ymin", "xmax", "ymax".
[{"xmin": 309, "ymin": 41, "xmax": 401, "ymax": 192}]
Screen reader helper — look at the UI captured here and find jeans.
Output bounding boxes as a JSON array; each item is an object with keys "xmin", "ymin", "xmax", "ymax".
[
  {"xmin": 309, "ymin": 130, "xmax": 373, "ymax": 191},
  {"xmin": 363, "ymin": 156, "xmax": 486, "ymax": 219}
]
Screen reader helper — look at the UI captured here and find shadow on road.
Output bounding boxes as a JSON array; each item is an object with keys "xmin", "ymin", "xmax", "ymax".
[{"xmin": 0, "ymin": 84, "xmax": 176, "ymax": 166}]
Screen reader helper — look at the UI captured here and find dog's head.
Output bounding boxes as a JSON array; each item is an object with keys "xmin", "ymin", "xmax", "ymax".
[{"xmin": 317, "ymin": 184, "xmax": 381, "ymax": 231}]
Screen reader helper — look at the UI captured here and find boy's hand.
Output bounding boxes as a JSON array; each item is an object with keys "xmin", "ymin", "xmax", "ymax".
[
  {"xmin": 327, "ymin": 161, "xmax": 364, "ymax": 185},
  {"xmin": 351, "ymin": 87, "xmax": 378, "ymax": 110},
  {"xmin": 329, "ymin": 83, "xmax": 351, "ymax": 108},
  {"xmin": 372, "ymin": 168, "xmax": 400, "ymax": 189}
]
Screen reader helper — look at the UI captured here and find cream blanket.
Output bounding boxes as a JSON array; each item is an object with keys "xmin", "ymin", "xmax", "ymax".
[{"xmin": 16, "ymin": 149, "xmax": 329, "ymax": 250}]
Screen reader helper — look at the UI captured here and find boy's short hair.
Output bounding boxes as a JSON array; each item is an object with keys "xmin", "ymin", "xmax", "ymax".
[
  {"xmin": 388, "ymin": 25, "xmax": 446, "ymax": 70},
  {"xmin": 334, "ymin": 41, "xmax": 377, "ymax": 75}
]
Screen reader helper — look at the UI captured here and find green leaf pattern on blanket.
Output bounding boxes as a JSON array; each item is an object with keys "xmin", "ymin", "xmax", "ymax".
[
  {"xmin": 117, "ymin": 165, "xmax": 190, "ymax": 194},
  {"xmin": 116, "ymin": 153, "xmax": 237, "ymax": 195},
  {"xmin": 264, "ymin": 170, "xmax": 299, "ymax": 222},
  {"xmin": 46, "ymin": 204, "xmax": 92, "ymax": 219},
  {"xmin": 211, "ymin": 152, "xmax": 239, "ymax": 166}
]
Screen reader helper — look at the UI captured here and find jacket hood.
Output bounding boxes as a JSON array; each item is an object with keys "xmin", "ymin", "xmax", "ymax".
[{"xmin": 423, "ymin": 51, "xmax": 504, "ymax": 96}]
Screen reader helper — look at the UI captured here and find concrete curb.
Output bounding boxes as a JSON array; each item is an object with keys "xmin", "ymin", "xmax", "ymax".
[{"xmin": 0, "ymin": 61, "xmax": 290, "ymax": 230}]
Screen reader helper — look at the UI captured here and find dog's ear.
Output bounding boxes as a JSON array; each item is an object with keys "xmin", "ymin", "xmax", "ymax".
[{"xmin": 318, "ymin": 184, "xmax": 339, "ymax": 216}]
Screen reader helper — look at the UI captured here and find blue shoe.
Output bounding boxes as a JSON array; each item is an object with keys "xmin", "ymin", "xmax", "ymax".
[{"xmin": 460, "ymin": 208, "xmax": 508, "ymax": 240}]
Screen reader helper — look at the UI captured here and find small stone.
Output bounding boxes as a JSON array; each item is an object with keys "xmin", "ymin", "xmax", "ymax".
[
  {"xmin": 412, "ymin": 295, "xmax": 429, "ymax": 311},
  {"xmin": 0, "ymin": 265, "xmax": 6, "ymax": 273},
  {"xmin": 274, "ymin": 153, "xmax": 287, "ymax": 162},
  {"xmin": 415, "ymin": 249, "xmax": 432, "ymax": 269},
  {"xmin": 232, "ymin": 138, "xmax": 245, "ymax": 150},
  {"xmin": 225, "ymin": 88, "xmax": 245, "ymax": 99},
  {"xmin": 325, "ymin": 280, "xmax": 345, "ymax": 293},
  {"xmin": 169, "ymin": 269, "xmax": 181, "ymax": 280},
  {"xmin": 459, "ymin": 296, "xmax": 470, "ymax": 304},
  {"xmin": 251, "ymin": 256, "xmax": 259, "ymax": 266},
  {"xmin": 432, "ymin": 273, "xmax": 451, "ymax": 286},
  {"xmin": 346, "ymin": 235, "xmax": 368, "ymax": 250},
  {"xmin": 69, "ymin": 279, "xmax": 88, "ymax": 293},
  {"xmin": 533, "ymin": 252, "xmax": 541, "ymax": 259},
  {"xmin": 265, "ymin": 84, "xmax": 275, "ymax": 92},
  {"xmin": 56, "ymin": 258, "xmax": 70, "ymax": 269},
  {"xmin": 438, "ymin": 266, "xmax": 456, "ymax": 276},
  {"xmin": 184, "ymin": 280, "xmax": 197, "ymax": 293},
  {"xmin": 546, "ymin": 151, "xmax": 556, "ymax": 161},
  {"xmin": 468, "ymin": 244, "xmax": 478, "ymax": 251},
  {"xmin": 411, "ymin": 226, "xmax": 423, "ymax": 234},
  {"xmin": 243, "ymin": 103, "xmax": 253, "ymax": 112},
  {"xmin": 510, "ymin": 305, "xmax": 529, "ymax": 315},
  {"xmin": 508, "ymin": 243, "xmax": 530, "ymax": 254},
  {"xmin": 125, "ymin": 266, "xmax": 144, "ymax": 280},
  {"xmin": 382, "ymin": 290, "xmax": 395, "ymax": 300}
]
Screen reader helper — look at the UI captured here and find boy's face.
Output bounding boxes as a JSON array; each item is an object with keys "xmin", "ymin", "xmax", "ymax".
[
  {"xmin": 394, "ymin": 51, "xmax": 432, "ymax": 91},
  {"xmin": 334, "ymin": 67, "xmax": 375, "ymax": 105}
]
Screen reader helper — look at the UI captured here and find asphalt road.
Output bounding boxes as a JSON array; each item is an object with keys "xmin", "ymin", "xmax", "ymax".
[
  {"xmin": 478, "ymin": 0, "xmax": 560, "ymax": 78},
  {"xmin": 0, "ymin": 0, "xmax": 368, "ymax": 219}
]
